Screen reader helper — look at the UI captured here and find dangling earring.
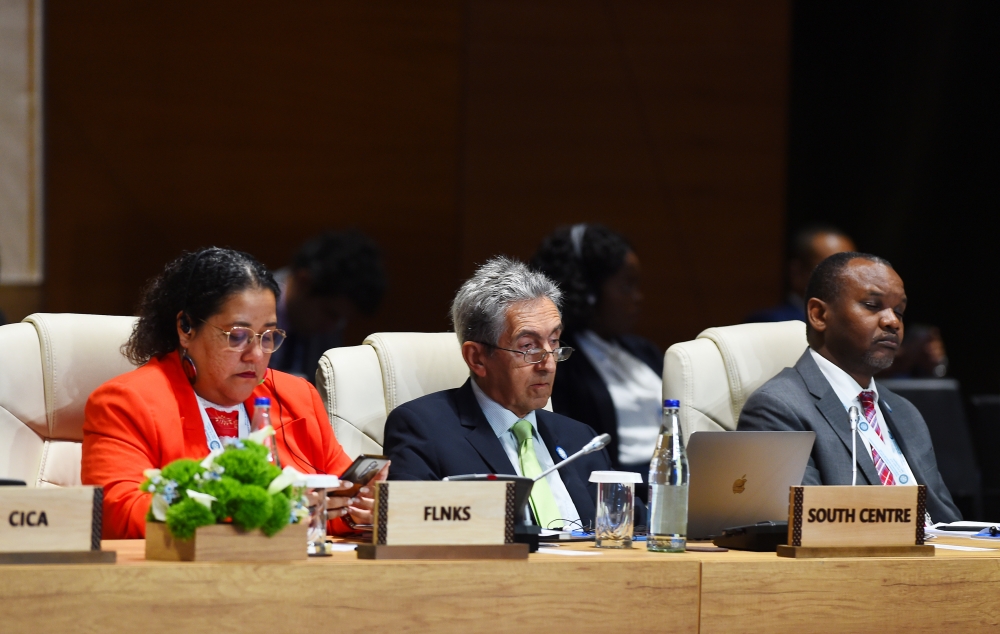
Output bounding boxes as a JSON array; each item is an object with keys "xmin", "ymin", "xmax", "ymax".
[{"xmin": 181, "ymin": 348, "xmax": 198, "ymax": 385}]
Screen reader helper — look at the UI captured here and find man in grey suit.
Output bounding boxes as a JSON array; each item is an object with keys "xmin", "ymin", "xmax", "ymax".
[{"xmin": 737, "ymin": 252, "xmax": 961, "ymax": 523}]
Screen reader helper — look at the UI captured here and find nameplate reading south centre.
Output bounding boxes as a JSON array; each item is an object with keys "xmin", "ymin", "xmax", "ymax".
[
  {"xmin": 787, "ymin": 485, "xmax": 927, "ymax": 549},
  {"xmin": 372, "ymin": 481, "xmax": 516, "ymax": 546}
]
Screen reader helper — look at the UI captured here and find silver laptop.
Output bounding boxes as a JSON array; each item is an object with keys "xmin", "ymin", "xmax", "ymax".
[{"xmin": 685, "ymin": 431, "xmax": 815, "ymax": 539}]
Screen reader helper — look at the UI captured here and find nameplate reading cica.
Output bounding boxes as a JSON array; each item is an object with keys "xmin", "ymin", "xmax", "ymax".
[{"xmin": 8, "ymin": 510, "xmax": 49, "ymax": 527}]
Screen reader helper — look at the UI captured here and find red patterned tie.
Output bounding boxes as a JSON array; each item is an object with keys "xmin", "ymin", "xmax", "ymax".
[
  {"xmin": 205, "ymin": 408, "xmax": 239, "ymax": 441},
  {"xmin": 858, "ymin": 391, "xmax": 895, "ymax": 486}
]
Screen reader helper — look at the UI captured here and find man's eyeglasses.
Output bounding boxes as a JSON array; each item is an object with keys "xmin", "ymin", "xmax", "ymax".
[
  {"xmin": 201, "ymin": 321, "xmax": 287, "ymax": 353},
  {"xmin": 476, "ymin": 342, "xmax": 574, "ymax": 365}
]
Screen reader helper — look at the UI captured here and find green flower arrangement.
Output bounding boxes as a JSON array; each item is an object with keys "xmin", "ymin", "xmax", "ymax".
[{"xmin": 140, "ymin": 427, "xmax": 310, "ymax": 540}]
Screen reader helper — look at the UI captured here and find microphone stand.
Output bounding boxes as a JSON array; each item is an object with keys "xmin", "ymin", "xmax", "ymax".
[{"xmin": 532, "ymin": 434, "xmax": 611, "ymax": 482}]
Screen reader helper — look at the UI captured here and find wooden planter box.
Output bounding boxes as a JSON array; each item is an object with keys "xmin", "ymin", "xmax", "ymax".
[{"xmin": 145, "ymin": 521, "xmax": 308, "ymax": 562}]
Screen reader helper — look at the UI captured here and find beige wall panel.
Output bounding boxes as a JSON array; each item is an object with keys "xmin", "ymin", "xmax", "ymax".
[
  {"xmin": 43, "ymin": 2, "xmax": 788, "ymax": 351},
  {"xmin": 0, "ymin": 0, "xmax": 43, "ymax": 294},
  {"xmin": 461, "ymin": 0, "xmax": 790, "ymax": 350}
]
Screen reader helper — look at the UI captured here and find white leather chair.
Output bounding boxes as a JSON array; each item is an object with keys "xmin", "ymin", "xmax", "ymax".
[
  {"xmin": 316, "ymin": 332, "xmax": 553, "ymax": 459},
  {"xmin": 0, "ymin": 313, "xmax": 137, "ymax": 486},
  {"xmin": 663, "ymin": 321, "xmax": 808, "ymax": 442}
]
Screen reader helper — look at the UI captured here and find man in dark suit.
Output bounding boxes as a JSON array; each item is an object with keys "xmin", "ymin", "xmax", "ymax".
[
  {"xmin": 383, "ymin": 256, "xmax": 639, "ymax": 529},
  {"xmin": 738, "ymin": 252, "xmax": 960, "ymax": 523}
]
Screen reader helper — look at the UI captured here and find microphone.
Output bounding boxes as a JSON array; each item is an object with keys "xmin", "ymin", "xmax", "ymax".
[
  {"xmin": 849, "ymin": 406, "xmax": 859, "ymax": 486},
  {"xmin": 532, "ymin": 433, "xmax": 611, "ymax": 483}
]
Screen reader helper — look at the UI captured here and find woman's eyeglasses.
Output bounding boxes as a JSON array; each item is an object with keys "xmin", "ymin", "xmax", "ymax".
[{"xmin": 201, "ymin": 321, "xmax": 287, "ymax": 353}]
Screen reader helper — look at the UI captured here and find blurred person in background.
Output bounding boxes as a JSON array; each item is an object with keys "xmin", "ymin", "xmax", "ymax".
[
  {"xmin": 269, "ymin": 231, "xmax": 386, "ymax": 382},
  {"xmin": 746, "ymin": 225, "xmax": 856, "ymax": 323},
  {"xmin": 530, "ymin": 224, "xmax": 662, "ymax": 476},
  {"xmin": 878, "ymin": 323, "xmax": 949, "ymax": 379}
]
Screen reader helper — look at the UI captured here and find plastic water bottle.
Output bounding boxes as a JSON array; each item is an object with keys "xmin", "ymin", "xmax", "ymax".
[
  {"xmin": 251, "ymin": 397, "xmax": 281, "ymax": 467},
  {"xmin": 647, "ymin": 399, "xmax": 689, "ymax": 552}
]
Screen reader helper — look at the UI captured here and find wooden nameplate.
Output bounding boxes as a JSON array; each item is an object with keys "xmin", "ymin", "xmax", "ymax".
[
  {"xmin": 357, "ymin": 543, "xmax": 529, "ymax": 560},
  {"xmin": 145, "ymin": 521, "xmax": 307, "ymax": 562},
  {"xmin": 785, "ymin": 485, "xmax": 931, "ymax": 558},
  {"xmin": 777, "ymin": 544, "xmax": 934, "ymax": 559},
  {"xmin": 1, "ymin": 486, "xmax": 114, "ymax": 564},
  {"xmin": 372, "ymin": 481, "xmax": 517, "ymax": 546}
]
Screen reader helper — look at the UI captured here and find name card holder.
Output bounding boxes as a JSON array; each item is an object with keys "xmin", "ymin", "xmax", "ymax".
[
  {"xmin": 0, "ymin": 486, "xmax": 116, "ymax": 565},
  {"xmin": 357, "ymin": 481, "xmax": 529, "ymax": 560},
  {"xmin": 777, "ymin": 485, "xmax": 934, "ymax": 558}
]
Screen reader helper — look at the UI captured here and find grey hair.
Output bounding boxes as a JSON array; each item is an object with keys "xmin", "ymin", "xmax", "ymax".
[{"xmin": 451, "ymin": 256, "xmax": 563, "ymax": 346}]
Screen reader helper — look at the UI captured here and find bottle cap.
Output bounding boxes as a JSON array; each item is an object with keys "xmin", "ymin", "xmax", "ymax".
[
  {"xmin": 254, "ymin": 397, "xmax": 271, "ymax": 406},
  {"xmin": 663, "ymin": 399, "xmax": 680, "ymax": 408}
]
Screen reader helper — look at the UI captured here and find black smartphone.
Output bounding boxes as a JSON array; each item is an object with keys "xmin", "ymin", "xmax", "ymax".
[{"xmin": 333, "ymin": 454, "xmax": 388, "ymax": 498}]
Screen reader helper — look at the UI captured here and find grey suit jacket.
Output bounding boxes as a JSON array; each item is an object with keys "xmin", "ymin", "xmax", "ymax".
[{"xmin": 737, "ymin": 349, "xmax": 961, "ymax": 523}]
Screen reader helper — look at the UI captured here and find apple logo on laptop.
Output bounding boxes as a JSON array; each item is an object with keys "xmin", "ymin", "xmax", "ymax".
[{"xmin": 732, "ymin": 475, "xmax": 747, "ymax": 494}]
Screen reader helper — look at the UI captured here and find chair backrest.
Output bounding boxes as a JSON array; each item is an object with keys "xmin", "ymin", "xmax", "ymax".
[
  {"xmin": 663, "ymin": 321, "xmax": 807, "ymax": 441},
  {"xmin": 316, "ymin": 332, "xmax": 552, "ymax": 458},
  {"xmin": 0, "ymin": 313, "xmax": 137, "ymax": 487}
]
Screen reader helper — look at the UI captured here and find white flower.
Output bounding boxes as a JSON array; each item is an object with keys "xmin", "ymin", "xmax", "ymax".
[
  {"xmin": 151, "ymin": 493, "xmax": 169, "ymax": 521},
  {"xmin": 199, "ymin": 449, "xmax": 223, "ymax": 470},
  {"xmin": 292, "ymin": 495, "xmax": 309, "ymax": 524},
  {"xmin": 248, "ymin": 424, "xmax": 276, "ymax": 446},
  {"xmin": 186, "ymin": 489, "xmax": 217, "ymax": 511},
  {"xmin": 143, "ymin": 468, "xmax": 162, "ymax": 480},
  {"xmin": 267, "ymin": 465, "xmax": 306, "ymax": 495}
]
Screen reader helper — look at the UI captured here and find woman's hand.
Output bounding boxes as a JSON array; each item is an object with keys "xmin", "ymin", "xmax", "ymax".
[{"xmin": 323, "ymin": 462, "xmax": 390, "ymax": 528}]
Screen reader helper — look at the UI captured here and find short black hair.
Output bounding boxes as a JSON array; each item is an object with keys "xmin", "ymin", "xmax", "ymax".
[
  {"xmin": 529, "ymin": 224, "xmax": 631, "ymax": 333},
  {"xmin": 291, "ymin": 231, "xmax": 386, "ymax": 315},
  {"xmin": 124, "ymin": 247, "xmax": 280, "ymax": 365},
  {"xmin": 790, "ymin": 224, "xmax": 853, "ymax": 263},
  {"xmin": 804, "ymin": 251, "xmax": 894, "ymax": 332}
]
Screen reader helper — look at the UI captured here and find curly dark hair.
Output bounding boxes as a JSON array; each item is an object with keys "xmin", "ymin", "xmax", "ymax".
[
  {"xmin": 123, "ymin": 247, "xmax": 280, "ymax": 365},
  {"xmin": 529, "ymin": 224, "xmax": 632, "ymax": 333},
  {"xmin": 291, "ymin": 230, "xmax": 386, "ymax": 315}
]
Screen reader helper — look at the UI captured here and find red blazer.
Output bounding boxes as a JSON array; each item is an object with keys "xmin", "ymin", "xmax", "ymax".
[{"xmin": 82, "ymin": 351, "xmax": 353, "ymax": 539}]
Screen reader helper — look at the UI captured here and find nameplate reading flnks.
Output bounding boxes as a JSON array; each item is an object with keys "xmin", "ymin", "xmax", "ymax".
[{"xmin": 372, "ymin": 481, "xmax": 516, "ymax": 546}]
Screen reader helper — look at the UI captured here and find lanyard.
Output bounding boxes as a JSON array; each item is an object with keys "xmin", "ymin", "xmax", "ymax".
[
  {"xmin": 855, "ymin": 410, "xmax": 915, "ymax": 485},
  {"xmin": 195, "ymin": 395, "xmax": 250, "ymax": 452}
]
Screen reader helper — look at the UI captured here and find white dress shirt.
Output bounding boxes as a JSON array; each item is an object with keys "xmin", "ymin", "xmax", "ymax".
[
  {"xmin": 470, "ymin": 379, "xmax": 582, "ymax": 526},
  {"xmin": 808, "ymin": 348, "xmax": 916, "ymax": 485},
  {"xmin": 574, "ymin": 330, "xmax": 662, "ymax": 466}
]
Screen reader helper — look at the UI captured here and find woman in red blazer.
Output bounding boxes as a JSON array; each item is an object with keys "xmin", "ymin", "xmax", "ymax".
[{"xmin": 82, "ymin": 247, "xmax": 385, "ymax": 539}]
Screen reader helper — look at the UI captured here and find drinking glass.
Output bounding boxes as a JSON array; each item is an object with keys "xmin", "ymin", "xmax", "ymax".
[
  {"xmin": 590, "ymin": 471, "xmax": 643, "ymax": 548},
  {"xmin": 304, "ymin": 474, "xmax": 342, "ymax": 557}
]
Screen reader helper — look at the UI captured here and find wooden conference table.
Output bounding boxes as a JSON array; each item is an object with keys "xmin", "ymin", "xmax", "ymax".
[{"xmin": 2, "ymin": 536, "xmax": 999, "ymax": 633}]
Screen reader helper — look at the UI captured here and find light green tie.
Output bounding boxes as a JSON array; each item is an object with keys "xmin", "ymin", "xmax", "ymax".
[{"xmin": 512, "ymin": 419, "xmax": 562, "ymax": 529}]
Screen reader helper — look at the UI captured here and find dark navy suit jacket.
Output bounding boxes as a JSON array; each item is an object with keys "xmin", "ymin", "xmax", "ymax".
[{"xmin": 383, "ymin": 379, "xmax": 647, "ymax": 528}]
